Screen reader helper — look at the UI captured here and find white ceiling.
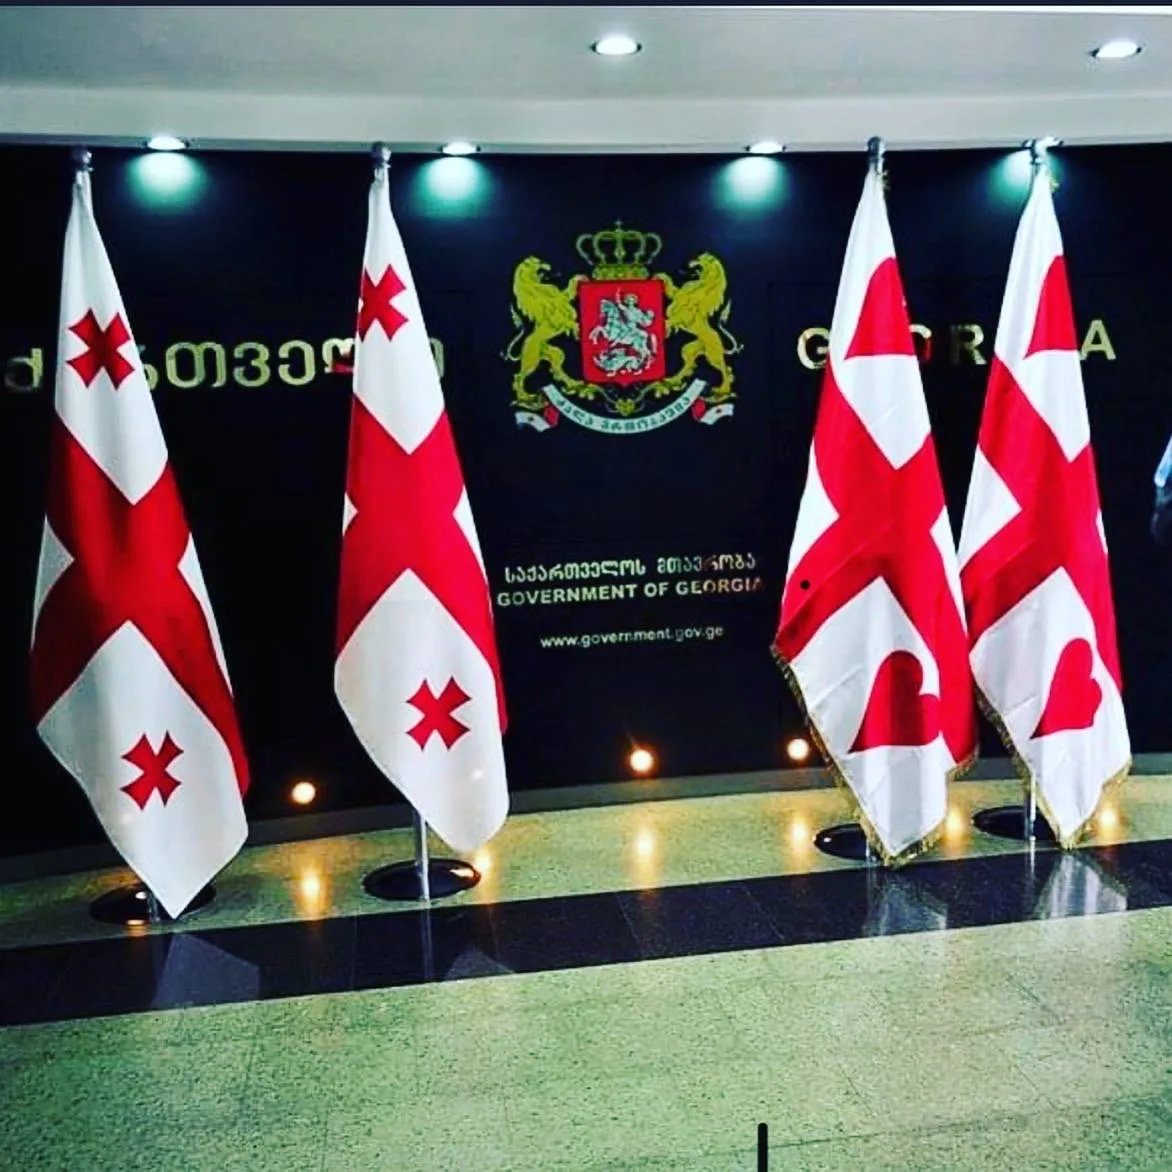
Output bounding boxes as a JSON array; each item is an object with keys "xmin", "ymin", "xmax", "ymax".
[{"xmin": 2, "ymin": 5, "xmax": 1172, "ymax": 152}]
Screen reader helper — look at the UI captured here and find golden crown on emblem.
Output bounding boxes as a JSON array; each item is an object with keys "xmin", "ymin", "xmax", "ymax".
[{"xmin": 575, "ymin": 221, "xmax": 664, "ymax": 280}]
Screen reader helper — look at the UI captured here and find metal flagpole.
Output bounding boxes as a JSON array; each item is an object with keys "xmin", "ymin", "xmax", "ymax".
[
  {"xmin": 415, "ymin": 816, "xmax": 437, "ymax": 982},
  {"xmin": 813, "ymin": 135, "xmax": 889, "ymax": 868},
  {"xmin": 414, "ymin": 811, "xmax": 432, "ymax": 903},
  {"xmin": 971, "ymin": 137, "xmax": 1057, "ymax": 848}
]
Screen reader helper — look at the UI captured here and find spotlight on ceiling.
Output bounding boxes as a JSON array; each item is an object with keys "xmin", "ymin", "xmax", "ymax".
[
  {"xmin": 628, "ymin": 747, "xmax": 656, "ymax": 775},
  {"xmin": 747, "ymin": 140, "xmax": 785, "ymax": 155},
  {"xmin": 1091, "ymin": 39, "xmax": 1141, "ymax": 61},
  {"xmin": 146, "ymin": 135, "xmax": 188, "ymax": 152},
  {"xmin": 441, "ymin": 140, "xmax": 479, "ymax": 156},
  {"xmin": 785, "ymin": 736, "xmax": 812, "ymax": 764},
  {"xmin": 593, "ymin": 34, "xmax": 641, "ymax": 57}
]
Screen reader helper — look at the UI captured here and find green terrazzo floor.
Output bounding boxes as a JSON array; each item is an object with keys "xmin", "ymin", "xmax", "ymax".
[{"xmin": 2, "ymin": 908, "xmax": 1171, "ymax": 1170}]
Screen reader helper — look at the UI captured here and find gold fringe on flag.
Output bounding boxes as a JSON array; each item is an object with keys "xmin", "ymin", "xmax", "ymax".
[
  {"xmin": 771, "ymin": 644, "xmax": 978, "ymax": 868},
  {"xmin": 974, "ymin": 685, "xmax": 1130, "ymax": 851}
]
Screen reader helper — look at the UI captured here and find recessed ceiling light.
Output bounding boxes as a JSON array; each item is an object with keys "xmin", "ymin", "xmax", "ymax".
[
  {"xmin": 747, "ymin": 140, "xmax": 785, "ymax": 155},
  {"xmin": 146, "ymin": 134, "xmax": 187, "ymax": 152},
  {"xmin": 441, "ymin": 140, "xmax": 479, "ymax": 156},
  {"xmin": 593, "ymin": 34, "xmax": 641, "ymax": 57},
  {"xmin": 1091, "ymin": 39, "xmax": 1141, "ymax": 61}
]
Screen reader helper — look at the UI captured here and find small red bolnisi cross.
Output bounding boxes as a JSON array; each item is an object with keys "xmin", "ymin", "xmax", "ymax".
[
  {"xmin": 407, "ymin": 679, "xmax": 472, "ymax": 750},
  {"xmin": 358, "ymin": 265, "xmax": 408, "ymax": 342},
  {"xmin": 65, "ymin": 309, "xmax": 135, "ymax": 388},
  {"xmin": 121, "ymin": 733, "xmax": 184, "ymax": 810}
]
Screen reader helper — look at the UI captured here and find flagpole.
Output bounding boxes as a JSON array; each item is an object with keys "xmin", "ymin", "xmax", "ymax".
[
  {"xmin": 812, "ymin": 136, "xmax": 889, "ymax": 870},
  {"xmin": 971, "ymin": 137, "xmax": 1057, "ymax": 849},
  {"xmin": 414, "ymin": 811, "xmax": 432, "ymax": 903}
]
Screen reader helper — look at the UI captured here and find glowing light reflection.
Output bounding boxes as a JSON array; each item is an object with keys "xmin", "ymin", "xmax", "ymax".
[{"xmin": 295, "ymin": 869, "xmax": 328, "ymax": 916}]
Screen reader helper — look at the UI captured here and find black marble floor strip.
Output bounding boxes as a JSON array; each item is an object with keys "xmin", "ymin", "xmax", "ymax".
[{"xmin": 2, "ymin": 839, "xmax": 1170, "ymax": 1029}]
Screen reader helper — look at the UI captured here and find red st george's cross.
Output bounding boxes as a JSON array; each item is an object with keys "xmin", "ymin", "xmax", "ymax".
[
  {"xmin": 961, "ymin": 257, "xmax": 1121, "ymax": 704},
  {"xmin": 30, "ymin": 407, "xmax": 250, "ymax": 797},
  {"xmin": 337, "ymin": 265, "xmax": 506, "ymax": 741},
  {"xmin": 777, "ymin": 259, "xmax": 975, "ymax": 761}
]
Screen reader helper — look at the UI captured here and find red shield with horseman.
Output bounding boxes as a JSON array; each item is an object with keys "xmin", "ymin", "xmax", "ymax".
[{"xmin": 578, "ymin": 279, "xmax": 667, "ymax": 388}]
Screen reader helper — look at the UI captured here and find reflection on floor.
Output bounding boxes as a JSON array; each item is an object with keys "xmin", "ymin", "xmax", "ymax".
[
  {"xmin": 1, "ymin": 776, "xmax": 1163, "ymax": 950},
  {"xmin": 2, "ymin": 777, "xmax": 1171, "ymax": 1170}
]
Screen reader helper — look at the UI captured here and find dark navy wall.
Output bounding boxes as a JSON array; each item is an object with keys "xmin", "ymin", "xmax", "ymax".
[{"xmin": 1, "ymin": 145, "xmax": 1166, "ymax": 854}]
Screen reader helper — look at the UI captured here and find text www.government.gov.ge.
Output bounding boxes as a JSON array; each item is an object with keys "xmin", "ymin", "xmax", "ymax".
[{"xmin": 538, "ymin": 626, "xmax": 726, "ymax": 649}]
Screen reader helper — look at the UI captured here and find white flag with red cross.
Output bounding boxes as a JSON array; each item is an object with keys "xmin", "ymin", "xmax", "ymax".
[
  {"xmin": 335, "ymin": 168, "xmax": 509, "ymax": 852},
  {"xmin": 774, "ymin": 168, "xmax": 976, "ymax": 863},
  {"xmin": 30, "ymin": 173, "xmax": 249, "ymax": 918},
  {"xmin": 958, "ymin": 168, "xmax": 1129, "ymax": 845}
]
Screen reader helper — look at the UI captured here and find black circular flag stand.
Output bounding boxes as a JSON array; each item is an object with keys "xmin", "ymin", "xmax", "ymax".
[
  {"xmin": 813, "ymin": 822, "xmax": 882, "ymax": 865},
  {"xmin": 362, "ymin": 810, "xmax": 481, "ymax": 903},
  {"xmin": 972, "ymin": 796, "xmax": 1057, "ymax": 845},
  {"xmin": 90, "ymin": 884, "xmax": 215, "ymax": 926}
]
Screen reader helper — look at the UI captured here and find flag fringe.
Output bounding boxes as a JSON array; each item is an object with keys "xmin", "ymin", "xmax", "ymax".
[
  {"xmin": 770, "ymin": 644, "xmax": 976, "ymax": 868},
  {"xmin": 973, "ymin": 686, "xmax": 1131, "ymax": 851}
]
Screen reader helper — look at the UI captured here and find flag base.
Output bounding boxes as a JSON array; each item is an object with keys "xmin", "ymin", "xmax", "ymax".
[
  {"xmin": 362, "ymin": 859, "xmax": 481, "ymax": 903},
  {"xmin": 972, "ymin": 805, "xmax": 1056, "ymax": 844},
  {"xmin": 814, "ymin": 822, "xmax": 880, "ymax": 864},
  {"xmin": 90, "ymin": 883, "xmax": 215, "ymax": 926}
]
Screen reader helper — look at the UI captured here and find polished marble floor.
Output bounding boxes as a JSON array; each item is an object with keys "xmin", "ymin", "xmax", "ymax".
[{"xmin": 2, "ymin": 777, "xmax": 1172, "ymax": 1169}]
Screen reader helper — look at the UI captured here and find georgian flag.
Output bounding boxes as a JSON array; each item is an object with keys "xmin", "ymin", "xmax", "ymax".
[
  {"xmin": 774, "ymin": 169, "xmax": 976, "ymax": 863},
  {"xmin": 30, "ymin": 173, "xmax": 249, "ymax": 918},
  {"xmin": 335, "ymin": 169, "xmax": 509, "ymax": 852},
  {"xmin": 958, "ymin": 169, "xmax": 1130, "ymax": 844}
]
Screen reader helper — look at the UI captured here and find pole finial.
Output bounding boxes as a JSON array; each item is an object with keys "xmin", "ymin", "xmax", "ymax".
[
  {"xmin": 1025, "ymin": 138, "xmax": 1060, "ymax": 192},
  {"xmin": 72, "ymin": 146, "xmax": 92, "ymax": 173},
  {"xmin": 371, "ymin": 142, "xmax": 391, "ymax": 178},
  {"xmin": 867, "ymin": 136, "xmax": 886, "ymax": 176}
]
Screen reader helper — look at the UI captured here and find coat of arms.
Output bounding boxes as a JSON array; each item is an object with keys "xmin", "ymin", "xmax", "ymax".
[{"xmin": 502, "ymin": 222, "xmax": 741, "ymax": 434}]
